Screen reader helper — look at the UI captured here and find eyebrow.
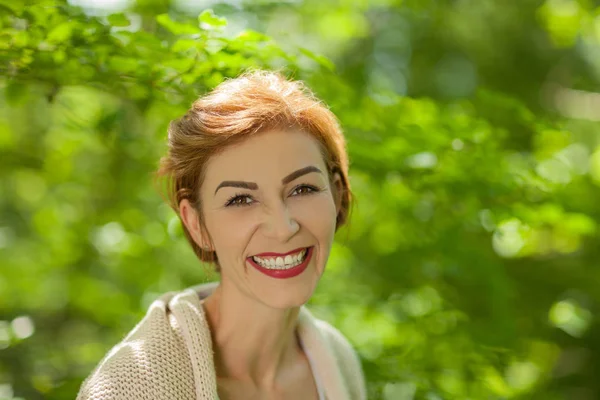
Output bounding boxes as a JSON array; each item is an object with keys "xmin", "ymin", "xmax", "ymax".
[{"xmin": 214, "ymin": 166, "xmax": 323, "ymax": 195}]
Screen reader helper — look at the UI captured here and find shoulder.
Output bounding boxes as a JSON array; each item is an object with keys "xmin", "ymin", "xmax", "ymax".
[
  {"xmin": 314, "ymin": 318, "xmax": 356, "ymax": 357},
  {"xmin": 76, "ymin": 290, "xmax": 198, "ymax": 400},
  {"xmin": 312, "ymin": 317, "xmax": 367, "ymax": 400}
]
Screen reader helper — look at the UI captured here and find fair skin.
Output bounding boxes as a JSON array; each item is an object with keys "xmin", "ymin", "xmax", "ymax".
[{"xmin": 179, "ymin": 129, "xmax": 343, "ymax": 400}]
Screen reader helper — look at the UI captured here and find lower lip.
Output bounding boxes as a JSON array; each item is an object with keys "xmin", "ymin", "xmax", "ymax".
[{"xmin": 247, "ymin": 247, "xmax": 313, "ymax": 279}]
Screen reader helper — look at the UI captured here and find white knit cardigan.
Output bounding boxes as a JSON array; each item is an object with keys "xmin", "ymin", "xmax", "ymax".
[{"xmin": 76, "ymin": 282, "xmax": 367, "ymax": 400}]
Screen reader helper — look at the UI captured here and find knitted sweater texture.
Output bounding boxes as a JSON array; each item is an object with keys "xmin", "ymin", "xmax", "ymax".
[{"xmin": 76, "ymin": 282, "xmax": 367, "ymax": 400}]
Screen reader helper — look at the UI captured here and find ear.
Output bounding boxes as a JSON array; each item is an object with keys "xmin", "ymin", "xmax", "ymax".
[{"xmin": 179, "ymin": 199, "xmax": 212, "ymax": 250}]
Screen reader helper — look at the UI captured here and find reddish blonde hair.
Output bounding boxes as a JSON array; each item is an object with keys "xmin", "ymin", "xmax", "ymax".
[{"xmin": 156, "ymin": 69, "xmax": 352, "ymax": 271}]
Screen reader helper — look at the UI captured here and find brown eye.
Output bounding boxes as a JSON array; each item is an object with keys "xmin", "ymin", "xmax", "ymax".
[
  {"xmin": 291, "ymin": 185, "xmax": 319, "ymax": 196},
  {"xmin": 225, "ymin": 194, "xmax": 253, "ymax": 207}
]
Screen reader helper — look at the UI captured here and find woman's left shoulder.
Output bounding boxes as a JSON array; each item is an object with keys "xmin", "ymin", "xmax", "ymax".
[
  {"xmin": 312, "ymin": 318, "xmax": 367, "ymax": 399},
  {"xmin": 313, "ymin": 319, "xmax": 357, "ymax": 358}
]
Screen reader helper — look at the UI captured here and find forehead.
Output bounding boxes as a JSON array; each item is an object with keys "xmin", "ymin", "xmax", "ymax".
[{"xmin": 203, "ymin": 129, "xmax": 326, "ymax": 185}]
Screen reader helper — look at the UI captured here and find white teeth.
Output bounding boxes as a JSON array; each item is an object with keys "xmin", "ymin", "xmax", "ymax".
[{"xmin": 251, "ymin": 248, "xmax": 310, "ymax": 270}]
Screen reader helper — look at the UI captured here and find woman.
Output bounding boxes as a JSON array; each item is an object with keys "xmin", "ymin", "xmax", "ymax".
[{"xmin": 77, "ymin": 70, "xmax": 366, "ymax": 400}]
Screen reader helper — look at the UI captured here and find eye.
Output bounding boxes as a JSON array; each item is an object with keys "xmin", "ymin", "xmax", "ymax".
[
  {"xmin": 225, "ymin": 194, "xmax": 254, "ymax": 207},
  {"xmin": 225, "ymin": 185, "xmax": 320, "ymax": 208},
  {"xmin": 291, "ymin": 184, "xmax": 320, "ymax": 196}
]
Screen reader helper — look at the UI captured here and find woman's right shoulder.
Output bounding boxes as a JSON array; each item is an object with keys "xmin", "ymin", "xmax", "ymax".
[{"xmin": 76, "ymin": 290, "xmax": 197, "ymax": 400}]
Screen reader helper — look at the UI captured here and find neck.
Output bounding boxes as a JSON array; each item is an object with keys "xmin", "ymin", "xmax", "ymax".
[{"xmin": 201, "ymin": 281, "xmax": 302, "ymax": 388}]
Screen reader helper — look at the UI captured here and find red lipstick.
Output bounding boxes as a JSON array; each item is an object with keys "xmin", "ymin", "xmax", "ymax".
[
  {"xmin": 247, "ymin": 246, "xmax": 313, "ymax": 279},
  {"xmin": 252, "ymin": 247, "xmax": 307, "ymax": 257}
]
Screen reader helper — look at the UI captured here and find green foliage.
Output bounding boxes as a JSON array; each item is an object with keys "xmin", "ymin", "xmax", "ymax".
[{"xmin": 2, "ymin": 0, "xmax": 600, "ymax": 399}]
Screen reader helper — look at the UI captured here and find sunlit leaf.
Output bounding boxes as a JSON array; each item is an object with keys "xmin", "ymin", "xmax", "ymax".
[
  {"xmin": 156, "ymin": 13, "xmax": 200, "ymax": 35},
  {"xmin": 107, "ymin": 13, "xmax": 130, "ymax": 28},
  {"xmin": 198, "ymin": 9, "xmax": 227, "ymax": 30}
]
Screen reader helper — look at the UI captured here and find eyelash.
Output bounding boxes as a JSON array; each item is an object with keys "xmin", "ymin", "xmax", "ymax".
[{"xmin": 224, "ymin": 184, "xmax": 321, "ymax": 208}]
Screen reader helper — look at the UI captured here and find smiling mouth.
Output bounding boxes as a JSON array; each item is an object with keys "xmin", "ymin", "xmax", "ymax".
[{"xmin": 249, "ymin": 247, "xmax": 311, "ymax": 270}]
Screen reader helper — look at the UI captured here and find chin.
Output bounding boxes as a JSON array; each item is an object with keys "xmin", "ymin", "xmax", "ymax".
[{"xmin": 264, "ymin": 288, "xmax": 315, "ymax": 310}]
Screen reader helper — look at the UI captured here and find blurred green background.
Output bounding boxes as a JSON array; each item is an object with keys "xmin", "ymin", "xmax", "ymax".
[{"xmin": 2, "ymin": 0, "xmax": 600, "ymax": 399}]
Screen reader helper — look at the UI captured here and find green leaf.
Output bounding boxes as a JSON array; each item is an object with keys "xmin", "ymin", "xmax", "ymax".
[
  {"xmin": 236, "ymin": 30, "xmax": 270, "ymax": 42},
  {"xmin": 0, "ymin": 0, "xmax": 18, "ymax": 14},
  {"xmin": 162, "ymin": 58, "xmax": 195, "ymax": 73},
  {"xmin": 108, "ymin": 56, "xmax": 139, "ymax": 73},
  {"xmin": 46, "ymin": 21, "xmax": 73, "ymax": 43},
  {"xmin": 172, "ymin": 38, "xmax": 199, "ymax": 53},
  {"xmin": 198, "ymin": 9, "xmax": 227, "ymax": 30},
  {"xmin": 156, "ymin": 13, "xmax": 200, "ymax": 35},
  {"xmin": 11, "ymin": 30, "xmax": 30, "ymax": 48},
  {"xmin": 205, "ymin": 38, "xmax": 226, "ymax": 55},
  {"xmin": 107, "ymin": 13, "xmax": 130, "ymax": 27}
]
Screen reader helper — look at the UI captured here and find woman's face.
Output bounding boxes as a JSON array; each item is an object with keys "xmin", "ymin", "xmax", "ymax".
[{"xmin": 196, "ymin": 129, "xmax": 341, "ymax": 309}]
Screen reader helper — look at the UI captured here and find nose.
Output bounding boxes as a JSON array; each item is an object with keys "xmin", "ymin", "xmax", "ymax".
[{"xmin": 262, "ymin": 201, "xmax": 300, "ymax": 242}]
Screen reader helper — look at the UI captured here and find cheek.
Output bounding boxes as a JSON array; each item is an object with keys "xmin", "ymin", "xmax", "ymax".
[
  {"xmin": 206, "ymin": 211, "xmax": 255, "ymax": 255},
  {"xmin": 294, "ymin": 194, "xmax": 338, "ymax": 235}
]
